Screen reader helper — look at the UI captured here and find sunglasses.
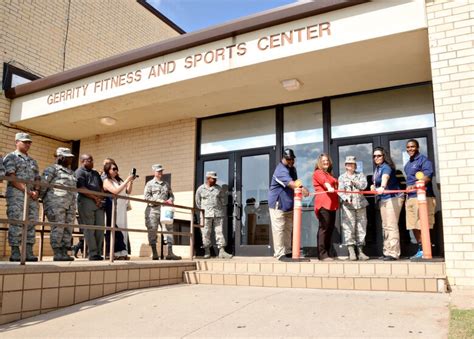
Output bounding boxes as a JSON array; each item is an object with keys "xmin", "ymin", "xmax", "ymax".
[
  {"xmin": 111, "ymin": 167, "xmax": 118, "ymax": 172},
  {"xmin": 373, "ymin": 154, "xmax": 383, "ymax": 158}
]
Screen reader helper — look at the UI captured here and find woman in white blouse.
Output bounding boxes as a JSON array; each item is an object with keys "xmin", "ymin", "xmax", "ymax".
[{"xmin": 102, "ymin": 161, "xmax": 135, "ymax": 260}]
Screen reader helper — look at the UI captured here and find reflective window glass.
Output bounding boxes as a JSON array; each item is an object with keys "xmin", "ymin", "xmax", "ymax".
[
  {"xmin": 338, "ymin": 143, "xmax": 374, "ymax": 177},
  {"xmin": 200, "ymin": 109, "xmax": 276, "ymax": 154},
  {"xmin": 284, "ymin": 101, "xmax": 323, "ymax": 247},
  {"xmin": 241, "ymin": 154, "xmax": 270, "ymax": 246},
  {"xmin": 331, "ymin": 85, "xmax": 435, "ymax": 138},
  {"xmin": 390, "ymin": 137, "xmax": 428, "ymax": 176}
]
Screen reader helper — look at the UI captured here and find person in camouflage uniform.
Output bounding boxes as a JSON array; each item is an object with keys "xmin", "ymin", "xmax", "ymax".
[
  {"xmin": 338, "ymin": 156, "xmax": 369, "ymax": 261},
  {"xmin": 41, "ymin": 148, "xmax": 77, "ymax": 261},
  {"xmin": 0, "ymin": 156, "xmax": 5, "ymax": 177},
  {"xmin": 3, "ymin": 132, "xmax": 40, "ymax": 262},
  {"xmin": 144, "ymin": 164, "xmax": 181, "ymax": 260},
  {"xmin": 195, "ymin": 171, "xmax": 232, "ymax": 259}
]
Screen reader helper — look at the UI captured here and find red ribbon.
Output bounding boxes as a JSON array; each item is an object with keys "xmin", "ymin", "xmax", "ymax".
[{"xmin": 309, "ymin": 188, "xmax": 420, "ymax": 196}]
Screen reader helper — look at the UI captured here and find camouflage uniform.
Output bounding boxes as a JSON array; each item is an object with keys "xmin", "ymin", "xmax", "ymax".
[
  {"xmin": 144, "ymin": 178, "xmax": 174, "ymax": 245},
  {"xmin": 3, "ymin": 150, "xmax": 40, "ymax": 246},
  {"xmin": 41, "ymin": 164, "xmax": 77, "ymax": 249},
  {"xmin": 338, "ymin": 171, "xmax": 369, "ymax": 246},
  {"xmin": 195, "ymin": 183, "xmax": 226, "ymax": 248},
  {"xmin": 0, "ymin": 157, "xmax": 5, "ymax": 177}
]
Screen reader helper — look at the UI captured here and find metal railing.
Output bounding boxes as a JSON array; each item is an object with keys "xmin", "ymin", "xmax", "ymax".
[{"xmin": 0, "ymin": 175, "xmax": 204, "ymax": 265}]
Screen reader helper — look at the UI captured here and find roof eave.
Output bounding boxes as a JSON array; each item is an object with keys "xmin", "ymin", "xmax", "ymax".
[{"xmin": 6, "ymin": 0, "xmax": 368, "ymax": 99}]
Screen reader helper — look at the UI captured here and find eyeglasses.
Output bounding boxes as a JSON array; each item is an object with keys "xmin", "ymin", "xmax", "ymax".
[
  {"xmin": 83, "ymin": 158, "xmax": 93, "ymax": 162},
  {"xmin": 373, "ymin": 154, "xmax": 383, "ymax": 158}
]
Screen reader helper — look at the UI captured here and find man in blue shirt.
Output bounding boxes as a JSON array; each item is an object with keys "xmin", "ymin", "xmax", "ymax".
[
  {"xmin": 268, "ymin": 148, "xmax": 308, "ymax": 261},
  {"xmin": 404, "ymin": 139, "xmax": 436, "ymax": 259}
]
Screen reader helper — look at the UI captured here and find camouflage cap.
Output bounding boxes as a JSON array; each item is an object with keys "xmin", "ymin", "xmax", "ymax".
[
  {"xmin": 345, "ymin": 156, "xmax": 357, "ymax": 164},
  {"xmin": 206, "ymin": 171, "xmax": 218, "ymax": 179},
  {"xmin": 15, "ymin": 132, "xmax": 32, "ymax": 142},
  {"xmin": 56, "ymin": 147, "xmax": 75, "ymax": 157},
  {"xmin": 152, "ymin": 164, "xmax": 164, "ymax": 172}
]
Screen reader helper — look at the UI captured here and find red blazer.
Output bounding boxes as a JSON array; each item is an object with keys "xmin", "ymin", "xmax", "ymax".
[{"xmin": 312, "ymin": 169, "xmax": 339, "ymax": 214}]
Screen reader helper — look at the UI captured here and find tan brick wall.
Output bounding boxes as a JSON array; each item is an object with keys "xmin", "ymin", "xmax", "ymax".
[
  {"xmin": 426, "ymin": 0, "xmax": 474, "ymax": 289},
  {"xmin": 0, "ymin": 0, "xmax": 180, "ymax": 257},
  {"xmin": 80, "ymin": 118, "xmax": 197, "ymax": 257}
]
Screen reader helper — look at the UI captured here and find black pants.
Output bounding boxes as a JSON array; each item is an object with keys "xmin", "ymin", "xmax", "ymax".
[
  {"xmin": 317, "ymin": 208, "xmax": 336, "ymax": 259},
  {"xmin": 104, "ymin": 197, "xmax": 128, "ymax": 255}
]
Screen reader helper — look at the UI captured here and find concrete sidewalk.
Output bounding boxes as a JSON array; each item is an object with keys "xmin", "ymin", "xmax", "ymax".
[{"xmin": 0, "ymin": 284, "xmax": 450, "ymax": 338}]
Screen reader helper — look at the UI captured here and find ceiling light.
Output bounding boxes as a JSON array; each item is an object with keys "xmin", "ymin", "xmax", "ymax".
[
  {"xmin": 99, "ymin": 116, "xmax": 117, "ymax": 126},
  {"xmin": 281, "ymin": 78, "xmax": 302, "ymax": 91}
]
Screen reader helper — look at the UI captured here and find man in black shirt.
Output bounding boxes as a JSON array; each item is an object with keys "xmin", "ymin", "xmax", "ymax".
[{"xmin": 75, "ymin": 154, "xmax": 105, "ymax": 260}]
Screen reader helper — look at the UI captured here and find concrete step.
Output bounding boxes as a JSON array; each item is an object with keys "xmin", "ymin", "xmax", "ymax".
[
  {"xmin": 185, "ymin": 259, "xmax": 447, "ymax": 293},
  {"xmin": 195, "ymin": 259, "xmax": 446, "ymax": 278},
  {"xmin": 184, "ymin": 270, "xmax": 446, "ymax": 293}
]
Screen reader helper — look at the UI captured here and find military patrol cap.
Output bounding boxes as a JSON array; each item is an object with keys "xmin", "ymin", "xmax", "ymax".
[
  {"xmin": 206, "ymin": 171, "xmax": 218, "ymax": 179},
  {"xmin": 15, "ymin": 132, "xmax": 32, "ymax": 142},
  {"xmin": 56, "ymin": 147, "xmax": 74, "ymax": 157},
  {"xmin": 283, "ymin": 148, "xmax": 296, "ymax": 160},
  {"xmin": 345, "ymin": 156, "xmax": 357, "ymax": 164},
  {"xmin": 152, "ymin": 164, "xmax": 164, "ymax": 172}
]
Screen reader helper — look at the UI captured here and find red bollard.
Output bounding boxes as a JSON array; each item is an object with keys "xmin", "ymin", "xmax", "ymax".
[
  {"xmin": 292, "ymin": 187, "xmax": 303, "ymax": 259},
  {"xmin": 415, "ymin": 172, "xmax": 432, "ymax": 259}
]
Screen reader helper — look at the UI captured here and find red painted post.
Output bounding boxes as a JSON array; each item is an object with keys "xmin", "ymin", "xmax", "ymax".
[
  {"xmin": 415, "ymin": 172, "xmax": 432, "ymax": 259},
  {"xmin": 292, "ymin": 187, "xmax": 303, "ymax": 259}
]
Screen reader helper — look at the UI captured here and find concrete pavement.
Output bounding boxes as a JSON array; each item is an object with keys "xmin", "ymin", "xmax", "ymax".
[{"xmin": 0, "ymin": 284, "xmax": 450, "ymax": 338}]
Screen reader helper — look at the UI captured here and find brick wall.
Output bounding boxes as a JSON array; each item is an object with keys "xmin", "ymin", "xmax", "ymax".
[
  {"xmin": 426, "ymin": 0, "xmax": 474, "ymax": 289},
  {"xmin": 80, "ymin": 118, "xmax": 197, "ymax": 257},
  {"xmin": 0, "ymin": 0, "xmax": 180, "ymax": 257}
]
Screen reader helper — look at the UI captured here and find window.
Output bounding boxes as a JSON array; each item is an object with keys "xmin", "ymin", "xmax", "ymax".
[
  {"xmin": 284, "ymin": 101, "xmax": 323, "ymax": 193},
  {"xmin": 200, "ymin": 109, "xmax": 276, "ymax": 154},
  {"xmin": 331, "ymin": 84, "xmax": 435, "ymax": 138},
  {"xmin": 284, "ymin": 101, "xmax": 323, "ymax": 247},
  {"xmin": 2, "ymin": 63, "xmax": 40, "ymax": 90}
]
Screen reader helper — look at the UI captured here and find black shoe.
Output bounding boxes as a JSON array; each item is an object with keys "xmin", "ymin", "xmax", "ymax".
[
  {"xmin": 73, "ymin": 245, "xmax": 80, "ymax": 258},
  {"xmin": 278, "ymin": 256, "xmax": 293, "ymax": 262},
  {"xmin": 383, "ymin": 256, "xmax": 397, "ymax": 261},
  {"xmin": 285, "ymin": 252, "xmax": 293, "ymax": 258},
  {"xmin": 89, "ymin": 255, "xmax": 104, "ymax": 261},
  {"xmin": 378, "ymin": 256, "xmax": 385, "ymax": 260}
]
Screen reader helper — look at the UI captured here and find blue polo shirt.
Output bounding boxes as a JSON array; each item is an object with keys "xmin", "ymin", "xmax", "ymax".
[
  {"xmin": 268, "ymin": 162, "xmax": 298, "ymax": 212},
  {"xmin": 373, "ymin": 163, "xmax": 401, "ymax": 201},
  {"xmin": 404, "ymin": 153, "xmax": 434, "ymax": 198}
]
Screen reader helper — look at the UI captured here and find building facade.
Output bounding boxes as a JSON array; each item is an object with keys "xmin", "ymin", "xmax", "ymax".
[
  {"xmin": 0, "ymin": 0, "xmax": 182, "ymax": 256},
  {"xmin": 2, "ymin": 0, "xmax": 473, "ymax": 289}
]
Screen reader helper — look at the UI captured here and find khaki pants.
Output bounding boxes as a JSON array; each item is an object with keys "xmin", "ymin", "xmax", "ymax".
[
  {"xmin": 269, "ymin": 208, "xmax": 293, "ymax": 259},
  {"xmin": 379, "ymin": 197, "xmax": 404, "ymax": 259},
  {"xmin": 406, "ymin": 197, "xmax": 436, "ymax": 230}
]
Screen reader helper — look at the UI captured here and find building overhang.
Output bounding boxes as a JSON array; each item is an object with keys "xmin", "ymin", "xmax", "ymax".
[{"xmin": 8, "ymin": 0, "xmax": 431, "ymax": 140}]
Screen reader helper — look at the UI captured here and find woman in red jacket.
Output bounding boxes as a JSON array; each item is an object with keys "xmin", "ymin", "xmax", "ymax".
[{"xmin": 313, "ymin": 153, "xmax": 339, "ymax": 261}]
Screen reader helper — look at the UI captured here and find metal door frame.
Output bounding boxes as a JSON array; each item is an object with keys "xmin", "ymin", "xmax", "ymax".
[
  {"xmin": 197, "ymin": 146, "xmax": 276, "ymax": 257},
  {"xmin": 234, "ymin": 146, "xmax": 276, "ymax": 256}
]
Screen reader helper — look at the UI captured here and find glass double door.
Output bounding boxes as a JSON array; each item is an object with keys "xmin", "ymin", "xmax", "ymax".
[
  {"xmin": 197, "ymin": 147, "xmax": 275, "ymax": 256},
  {"xmin": 331, "ymin": 129, "xmax": 443, "ymax": 257}
]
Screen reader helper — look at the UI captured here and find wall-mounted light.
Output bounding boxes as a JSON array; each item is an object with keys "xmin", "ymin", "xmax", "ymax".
[
  {"xmin": 281, "ymin": 78, "xmax": 302, "ymax": 91},
  {"xmin": 99, "ymin": 116, "xmax": 117, "ymax": 126}
]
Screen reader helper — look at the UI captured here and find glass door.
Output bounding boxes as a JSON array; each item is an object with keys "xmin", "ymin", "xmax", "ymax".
[
  {"xmin": 331, "ymin": 129, "xmax": 442, "ymax": 258},
  {"xmin": 385, "ymin": 130, "xmax": 443, "ymax": 257},
  {"xmin": 197, "ymin": 147, "xmax": 275, "ymax": 257},
  {"xmin": 332, "ymin": 137, "xmax": 380, "ymax": 257},
  {"xmin": 197, "ymin": 154, "xmax": 235, "ymax": 256},
  {"xmin": 235, "ymin": 148, "xmax": 275, "ymax": 256}
]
